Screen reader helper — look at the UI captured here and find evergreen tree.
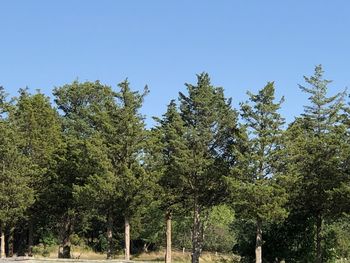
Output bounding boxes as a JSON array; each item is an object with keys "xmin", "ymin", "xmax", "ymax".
[
  {"xmin": 285, "ymin": 65, "xmax": 347, "ymax": 263},
  {"xmin": 178, "ymin": 73, "xmax": 241, "ymax": 263},
  {"xmin": 153, "ymin": 100, "xmax": 189, "ymax": 263},
  {"xmin": 227, "ymin": 82, "xmax": 288, "ymax": 263},
  {"xmin": 71, "ymin": 133, "xmax": 117, "ymax": 258},
  {"xmin": 0, "ymin": 87, "xmax": 34, "ymax": 257},
  {"xmin": 10, "ymin": 88, "xmax": 63, "ymax": 256},
  {"xmin": 53, "ymin": 81, "xmax": 115, "ymax": 258},
  {"xmin": 104, "ymin": 80, "xmax": 152, "ymax": 261}
]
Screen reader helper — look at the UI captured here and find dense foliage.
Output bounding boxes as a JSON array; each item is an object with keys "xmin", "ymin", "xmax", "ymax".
[{"xmin": 0, "ymin": 66, "xmax": 350, "ymax": 263}]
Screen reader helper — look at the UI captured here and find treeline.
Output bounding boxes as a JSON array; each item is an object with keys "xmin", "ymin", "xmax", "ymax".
[{"xmin": 1, "ymin": 65, "xmax": 350, "ymax": 263}]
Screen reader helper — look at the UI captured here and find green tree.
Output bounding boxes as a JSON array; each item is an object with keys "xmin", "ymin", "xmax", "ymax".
[
  {"xmin": 285, "ymin": 65, "xmax": 347, "ymax": 263},
  {"xmin": 105, "ymin": 80, "xmax": 152, "ymax": 261},
  {"xmin": 10, "ymin": 88, "xmax": 63, "ymax": 256},
  {"xmin": 202, "ymin": 205, "xmax": 235, "ymax": 253},
  {"xmin": 178, "ymin": 73, "xmax": 241, "ymax": 263},
  {"xmin": 0, "ymin": 87, "xmax": 34, "ymax": 257},
  {"xmin": 152, "ymin": 100, "xmax": 189, "ymax": 263},
  {"xmin": 53, "ymin": 81, "xmax": 115, "ymax": 258},
  {"xmin": 72, "ymin": 133, "xmax": 117, "ymax": 258},
  {"xmin": 227, "ymin": 82, "xmax": 288, "ymax": 263},
  {"xmin": 57, "ymin": 80, "xmax": 153, "ymax": 260}
]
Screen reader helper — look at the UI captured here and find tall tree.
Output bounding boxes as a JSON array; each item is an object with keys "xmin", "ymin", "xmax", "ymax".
[
  {"xmin": 71, "ymin": 85, "xmax": 120, "ymax": 259},
  {"xmin": 53, "ymin": 81, "xmax": 115, "ymax": 258},
  {"xmin": 152, "ymin": 100, "xmax": 189, "ymax": 263},
  {"xmin": 10, "ymin": 88, "xmax": 63, "ymax": 256},
  {"xmin": 105, "ymin": 80, "xmax": 152, "ymax": 261},
  {"xmin": 178, "ymin": 73, "xmax": 241, "ymax": 263},
  {"xmin": 285, "ymin": 65, "xmax": 347, "ymax": 263},
  {"xmin": 227, "ymin": 82, "xmax": 288, "ymax": 263},
  {"xmin": 72, "ymin": 134, "xmax": 117, "ymax": 259},
  {"xmin": 0, "ymin": 87, "xmax": 34, "ymax": 258},
  {"xmin": 60, "ymin": 79, "xmax": 153, "ymax": 260}
]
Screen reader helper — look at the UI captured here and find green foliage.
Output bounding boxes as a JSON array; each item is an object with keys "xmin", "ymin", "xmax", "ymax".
[
  {"xmin": 0, "ymin": 89, "xmax": 34, "ymax": 226},
  {"xmin": 226, "ymin": 82, "xmax": 288, "ymax": 262},
  {"xmin": 235, "ymin": 81, "xmax": 287, "ymax": 221},
  {"xmin": 176, "ymin": 73, "xmax": 243, "ymax": 262},
  {"xmin": 172, "ymin": 215, "xmax": 192, "ymax": 249},
  {"xmin": 203, "ymin": 205, "xmax": 235, "ymax": 253},
  {"xmin": 110, "ymin": 80, "xmax": 153, "ymax": 220},
  {"xmin": 178, "ymin": 73, "xmax": 242, "ymax": 208},
  {"xmin": 2, "ymin": 68, "xmax": 350, "ymax": 262},
  {"xmin": 153, "ymin": 99, "xmax": 188, "ymax": 213},
  {"xmin": 53, "ymin": 81, "xmax": 117, "ymax": 257},
  {"xmin": 326, "ymin": 216, "xmax": 350, "ymax": 259},
  {"xmin": 283, "ymin": 65, "xmax": 348, "ymax": 262},
  {"xmin": 0, "ymin": 119, "xmax": 34, "ymax": 225}
]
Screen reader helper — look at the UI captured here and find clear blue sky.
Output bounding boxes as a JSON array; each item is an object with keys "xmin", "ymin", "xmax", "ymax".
[{"xmin": 1, "ymin": 1, "xmax": 349, "ymax": 126}]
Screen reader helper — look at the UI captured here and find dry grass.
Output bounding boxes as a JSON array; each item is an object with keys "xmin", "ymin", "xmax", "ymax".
[{"xmin": 33, "ymin": 247, "xmax": 239, "ymax": 262}]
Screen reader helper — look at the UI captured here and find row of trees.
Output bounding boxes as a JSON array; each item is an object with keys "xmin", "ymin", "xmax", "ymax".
[{"xmin": 1, "ymin": 65, "xmax": 350, "ymax": 263}]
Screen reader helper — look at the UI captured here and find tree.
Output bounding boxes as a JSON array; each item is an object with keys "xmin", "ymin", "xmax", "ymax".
[
  {"xmin": 104, "ymin": 80, "xmax": 152, "ymax": 261},
  {"xmin": 152, "ymin": 100, "xmax": 189, "ymax": 263},
  {"xmin": 227, "ymin": 82, "xmax": 288, "ymax": 263},
  {"xmin": 178, "ymin": 73, "xmax": 241, "ymax": 263},
  {"xmin": 0, "ymin": 87, "xmax": 34, "ymax": 257},
  {"xmin": 10, "ymin": 88, "xmax": 63, "ymax": 256},
  {"xmin": 53, "ymin": 81, "xmax": 116, "ymax": 258},
  {"xmin": 202, "ymin": 204, "xmax": 235, "ymax": 253},
  {"xmin": 73, "ymin": 134, "xmax": 117, "ymax": 259},
  {"xmin": 285, "ymin": 65, "xmax": 347, "ymax": 263}
]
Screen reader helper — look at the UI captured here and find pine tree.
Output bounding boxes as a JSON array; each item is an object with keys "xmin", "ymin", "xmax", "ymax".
[
  {"xmin": 53, "ymin": 81, "xmax": 115, "ymax": 258},
  {"xmin": 285, "ymin": 65, "xmax": 347, "ymax": 263},
  {"xmin": 105, "ymin": 80, "xmax": 152, "ymax": 261},
  {"xmin": 10, "ymin": 88, "xmax": 63, "ymax": 256},
  {"xmin": 72, "ymin": 134, "xmax": 117, "ymax": 259},
  {"xmin": 0, "ymin": 87, "xmax": 34, "ymax": 257},
  {"xmin": 227, "ymin": 82, "xmax": 288, "ymax": 263},
  {"xmin": 70, "ymin": 82, "xmax": 120, "ymax": 259},
  {"xmin": 153, "ymin": 100, "xmax": 189, "ymax": 263},
  {"xmin": 178, "ymin": 73, "xmax": 241, "ymax": 263}
]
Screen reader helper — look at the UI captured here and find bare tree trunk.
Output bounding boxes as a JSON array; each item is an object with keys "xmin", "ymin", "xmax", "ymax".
[
  {"xmin": 125, "ymin": 217, "xmax": 130, "ymax": 261},
  {"xmin": 106, "ymin": 213, "xmax": 113, "ymax": 259},
  {"xmin": 191, "ymin": 201, "xmax": 201, "ymax": 263},
  {"xmin": 0, "ymin": 223, "xmax": 5, "ymax": 258},
  {"xmin": 165, "ymin": 211, "xmax": 172, "ymax": 263},
  {"xmin": 8, "ymin": 227, "xmax": 14, "ymax": 257},
  {"xmin": 58, "ymin": 216, "xmax": 72, "ymax": 258},
  {"xmin": 316, "ymin": 216, "xmax": 323, "ymax": 263},
  {"xmin": 255, "ymin": 218, "xmax": 262, "ymax": 263},
  {"xmin": 28, "ymin": 220, "xmax": 33, "ymax": 257}
]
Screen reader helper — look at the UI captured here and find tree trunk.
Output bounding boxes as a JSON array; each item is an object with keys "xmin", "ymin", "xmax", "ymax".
[
  {"xmin": 8, "ymin": 227, "xmax": 14, "ymax": 257},
  {"xmin": 165, "ymin": 211, "xmax": 172, "ymax": 263},
  {"xmin": 28, "ymin": 219, "xmax": 33, "ymax": 257},
  {"xmin": 316, "ymin": 216, "xmax": 323, "ymax": 263},
  {"xmin": 255, "ymin": 218, "xmax": 262, "ymax": 263},
  {"xmin": 0, "ymin": 223, "xmax": 5, "ymax": 258},
  {"xmin": 191, "ymin": 201, "xmax": 201, "ymax": 263},
  {"xmin": 106, "ymin": 213, "xmax": 113, "ymax": 259},
  {"xmin": 58, "ymin": 216, "xmax": 72, "ymax": 258},
  {"xmin": 125, "ymin": 217, "xmax": 130, "ymax": 261}
]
